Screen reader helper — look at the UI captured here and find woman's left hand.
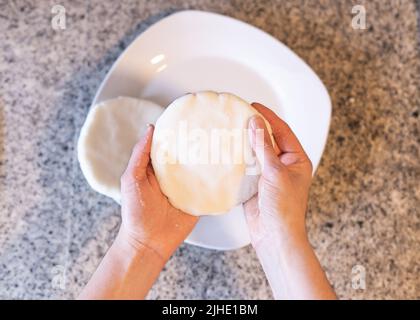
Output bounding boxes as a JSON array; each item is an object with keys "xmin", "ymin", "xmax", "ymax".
[{"xmin": 118, "ymin": 125, "xmax": 198, "ymax": 262}]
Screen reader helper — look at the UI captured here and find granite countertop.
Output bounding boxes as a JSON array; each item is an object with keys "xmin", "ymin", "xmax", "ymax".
[{"xmin": 0, "ymin": 0, "xmax": 419, "ymax": 299}]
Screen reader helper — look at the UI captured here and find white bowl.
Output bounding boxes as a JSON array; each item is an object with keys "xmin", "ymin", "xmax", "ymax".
[{"xmin": 92, "ymin": 10, "xmax": 331, "ymax": 250}]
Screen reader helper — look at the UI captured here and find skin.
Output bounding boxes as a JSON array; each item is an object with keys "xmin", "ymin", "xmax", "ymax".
[
  {"xmin": 78, "ymin": 103, "xmax": 336, "ymax": 300},
  {"xmin": 78, "ymin": 125, "xmax": 198, "ymax": 300},
  {"xmin": 245, "ymin": 103, "xmax": 336, "ymax": 299}
]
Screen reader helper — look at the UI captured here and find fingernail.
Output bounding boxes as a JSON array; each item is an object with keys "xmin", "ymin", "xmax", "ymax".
[
  {"xmin": 252, "ymin": 116, "xmax": 266, "ymax": 131},
  {"xmin": 248, "ymin": 116, "xmax": 258, "ymax": 131},
  {"xmin": 248, "ymin": 117, "xmax": 259, "ymax": 148}
]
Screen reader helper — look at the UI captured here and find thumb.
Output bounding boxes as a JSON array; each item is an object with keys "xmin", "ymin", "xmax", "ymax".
[
  {"xmin": 248, "ymin": 116, "xmax": 281, "ymax": 176},
  {"xmin": 122, "ymin": 124, "xmax": 154, "ymax": 182}
]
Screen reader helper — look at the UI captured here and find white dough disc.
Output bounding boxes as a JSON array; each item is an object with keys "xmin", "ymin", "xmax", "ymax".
[
  {"xmin": 151, "ymin": 91, "xmax": 274, "ymax": 216},
  {"xmin": 78, "ymin": 97, "xmax": 164, "ymax": 203}
]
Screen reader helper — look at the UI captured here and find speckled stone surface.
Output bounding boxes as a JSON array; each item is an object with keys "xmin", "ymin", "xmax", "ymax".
[{"xmin": 0, "ymin": 0, "xmax": 419, "ymax": 299}]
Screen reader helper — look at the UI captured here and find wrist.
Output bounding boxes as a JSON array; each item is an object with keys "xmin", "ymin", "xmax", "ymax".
[
  {"xmin": 249, "ymin": 206, "xmax": 309, "ymax": 251},
  {"xmin": 82, "ymin": 228, "xmax": 166, "ymax": 299},
  {"xmin": 114, "ymin": 228, "xmax": 168, "ymax": 265},
  {"xmin": 253, "ymin": 229, "xmax": 310, "ymax": 259}
]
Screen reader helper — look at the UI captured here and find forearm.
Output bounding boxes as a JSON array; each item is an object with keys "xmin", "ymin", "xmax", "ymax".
[
  {"xmin": 255, "ymin": 233, "xmax": 336, "ymax": 300},
  {"xmin": 78, "ymin": 230, "xmax": 166, "ymax": 300}
]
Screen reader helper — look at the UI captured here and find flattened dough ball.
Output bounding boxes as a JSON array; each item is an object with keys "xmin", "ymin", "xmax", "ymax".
[
  {"xmin": 78, "ymin": 97, "xmax": 164, "ymax": 203},
  {"xmin": 151, "ymin": 91, "xmax": 274, "ymax": 216}
]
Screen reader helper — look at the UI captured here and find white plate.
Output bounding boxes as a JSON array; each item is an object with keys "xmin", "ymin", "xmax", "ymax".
[{"xmin": 92, "ymin": 10, "xmax": 331, "ymax": 251}]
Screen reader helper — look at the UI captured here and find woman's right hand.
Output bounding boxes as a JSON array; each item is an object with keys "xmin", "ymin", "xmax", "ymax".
[
  {"xmin": 245, "ymin": 103, "xmax": 313, "ymax": 248},
  {"xmin": 245, "ymin": 103, "xmax": 336, "ymax": 300}
]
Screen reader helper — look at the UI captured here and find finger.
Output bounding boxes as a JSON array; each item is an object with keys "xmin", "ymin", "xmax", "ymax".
[
  {"xmin": 248, "ymin": 115, "xmax": 281, "ymax": 174},
  {"xmin": 251, "ymin": 103, "xmax": 305, "ymax": 155},
  {"xmin": 122, "ymin": 124, "xmax": 154, "ymax": 182}
]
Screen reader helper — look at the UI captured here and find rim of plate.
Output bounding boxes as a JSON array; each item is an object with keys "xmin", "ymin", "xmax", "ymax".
[{"xmin": 89, "ymin": 10, "xmax": 332, "ymax": 250}]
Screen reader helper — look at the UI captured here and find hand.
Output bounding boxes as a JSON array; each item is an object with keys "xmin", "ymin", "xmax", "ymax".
[
  {"xmin": 118, "ymin": 125, "xmax": 198, "ymax": 262},
  {"xmin": 245, "ymin": 103, "xmax": 313, "ymax": 249},
  {"xmin": 245, "ymin": 104, "xmax": 336, "ymax": 300}
]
